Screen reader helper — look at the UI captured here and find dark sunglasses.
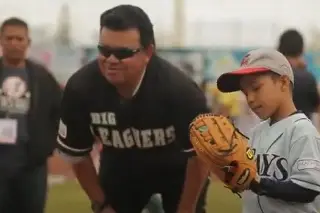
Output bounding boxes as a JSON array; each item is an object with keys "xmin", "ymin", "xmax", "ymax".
[{"xmin": 97, "ymin": 45, "xmax": 141, "ymax": 60}]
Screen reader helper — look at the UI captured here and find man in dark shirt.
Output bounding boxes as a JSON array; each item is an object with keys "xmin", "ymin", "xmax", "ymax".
[
  {"xmin": 57, "ymin": 5, "xmax": 209, "ymax": 213},
  {"xmin": 0, "ymin": 17, "xmax": 61, "ymax": 213},
  {"xmin": 278, "ymin": 29, "xmax": 320, "ymax": 119}
]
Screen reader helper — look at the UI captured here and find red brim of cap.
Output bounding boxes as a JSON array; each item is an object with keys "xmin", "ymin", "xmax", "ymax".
[{"xmin": 217, "ymin": 67, "xmax": 270, "ymax": 92}]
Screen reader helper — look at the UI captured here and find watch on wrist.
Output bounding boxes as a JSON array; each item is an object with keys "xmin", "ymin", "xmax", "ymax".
[{"xmin": 91, "ymin": 201, "xmax": 107, "ymax": 213}]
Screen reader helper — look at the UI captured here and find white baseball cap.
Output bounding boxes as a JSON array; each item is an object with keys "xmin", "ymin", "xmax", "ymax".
[{"xmin": 217, "ymin": 48, "xmax": 294, "ymax": 92}]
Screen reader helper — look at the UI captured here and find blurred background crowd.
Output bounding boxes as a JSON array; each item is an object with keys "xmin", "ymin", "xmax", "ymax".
[{"xmin": 11, "ymin": 0, "xmax": 319, "ymax": 135}]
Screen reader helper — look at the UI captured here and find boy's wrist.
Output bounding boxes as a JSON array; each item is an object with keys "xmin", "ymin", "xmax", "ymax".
[{"xmin": 250, "ymin": 176, "xmax": 264, "ymax": 195}]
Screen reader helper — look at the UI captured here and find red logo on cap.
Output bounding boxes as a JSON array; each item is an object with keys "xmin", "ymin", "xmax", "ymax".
[{"xmin": 241, "ymin": 54, "xmax": 250, "ymax": 66}]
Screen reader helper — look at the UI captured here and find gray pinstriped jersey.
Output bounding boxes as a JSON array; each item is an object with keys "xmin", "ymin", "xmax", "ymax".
[{"xmin": 242, "ymin": 113, "xmax": 320, "ymax": 213}]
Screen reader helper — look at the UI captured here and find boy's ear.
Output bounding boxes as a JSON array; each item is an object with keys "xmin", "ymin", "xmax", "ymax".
[{"xmin": 280, "ymin": 75, "xmax": 291, "ymax": 91}]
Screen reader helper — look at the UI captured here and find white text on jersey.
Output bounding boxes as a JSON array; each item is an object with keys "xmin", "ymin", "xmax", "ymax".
[
  {"xmin": 90, "ymin": 112, "xmax": 116, "ymax": 126},
  {"xmin": 96, "ymin": 126, "xmax": 176, "ymax": 149}
]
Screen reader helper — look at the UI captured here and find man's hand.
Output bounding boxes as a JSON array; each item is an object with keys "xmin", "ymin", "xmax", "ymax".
[
  {"xmin": 100, "ymin": 206, "xmax": 116, "ymax": 213},
  {"xmin": 176, "ymin": 209, "xmax": 193, "ymax": 213}
]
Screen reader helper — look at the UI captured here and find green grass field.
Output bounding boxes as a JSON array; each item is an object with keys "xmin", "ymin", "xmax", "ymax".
[{"xmin": 46, "ymin": 180, "xmax": 241, "ymax": 213}]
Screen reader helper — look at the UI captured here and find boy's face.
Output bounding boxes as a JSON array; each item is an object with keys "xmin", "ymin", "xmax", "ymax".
[{"xmin": 239, "ymin": 73, "xmax": 285, "ymax": 120}]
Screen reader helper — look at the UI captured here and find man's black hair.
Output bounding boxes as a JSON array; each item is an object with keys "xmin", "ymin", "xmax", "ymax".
[
  {"xmin": 0, "ymin": 17, "xmax": 29, "ymax": 33},
  {"xmin": 100, "ymin": 5, "xmax": 155, "ymax": 48},
  {"xmin": 277, "ymin": 29, "xmax": 303, "ymax": 57}
]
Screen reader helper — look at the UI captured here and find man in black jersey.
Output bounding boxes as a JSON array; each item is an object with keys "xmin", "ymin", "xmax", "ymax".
[{"xmin": 57, "ymin": 4, "xmax": 209, "ymax": 213}]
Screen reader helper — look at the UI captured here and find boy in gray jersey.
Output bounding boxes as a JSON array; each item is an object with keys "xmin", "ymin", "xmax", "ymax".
[{"xmin": 216, "ymin": 48, "xmax": 320, "ymax": 213}]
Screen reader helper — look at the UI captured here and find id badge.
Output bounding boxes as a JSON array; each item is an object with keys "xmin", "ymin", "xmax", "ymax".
[{"xmin": 0, "ymin": 119, "xmax": 17, "ymax": 145}]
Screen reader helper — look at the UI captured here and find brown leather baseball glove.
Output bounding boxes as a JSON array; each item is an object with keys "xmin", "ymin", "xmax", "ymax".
[{"xmin": 189, "ymin": 113, "xmax": 258, "ymax": 193}]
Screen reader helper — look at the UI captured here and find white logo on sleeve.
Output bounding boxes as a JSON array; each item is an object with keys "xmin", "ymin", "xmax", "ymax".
[
  {"xmin": 58, "ymin": 119, "xmax": 67, "ymax": 138},
  {"xmin": 297, "ymin": 159, "xmax": 320, "ymax": 171}
]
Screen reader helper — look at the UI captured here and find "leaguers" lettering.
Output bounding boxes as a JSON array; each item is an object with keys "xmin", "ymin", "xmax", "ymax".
[{"xmin": 97, "ymin": 126, "xmax": 176, "ymax": 148}]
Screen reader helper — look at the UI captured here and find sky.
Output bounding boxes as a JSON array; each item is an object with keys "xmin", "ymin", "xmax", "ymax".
[{"xmin": 0, "ymin": 0, "xmax": 319, "ymax": 47}]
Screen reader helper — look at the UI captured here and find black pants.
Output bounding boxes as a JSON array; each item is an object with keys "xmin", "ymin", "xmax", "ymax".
[
  {"xmin": 100, "ymin": 168, "xmax": 186, "ymax": 213},
  {"xmin": 0, "ymin": 163, "xmax": 48, "ymax": 213}
]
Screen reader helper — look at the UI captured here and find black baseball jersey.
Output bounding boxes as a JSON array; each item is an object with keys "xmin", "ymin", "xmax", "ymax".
[{"xmin": 57, "ymin": 55, "xmax": 209, "ymax": 177}]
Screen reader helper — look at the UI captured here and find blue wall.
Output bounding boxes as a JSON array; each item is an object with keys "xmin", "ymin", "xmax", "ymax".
[{"xmin": 83, "ymin": 47, "xmax": 320, "ymax": 82}]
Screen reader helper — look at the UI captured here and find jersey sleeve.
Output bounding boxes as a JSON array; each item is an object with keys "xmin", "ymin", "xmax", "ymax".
[
  {"xmin": 173, "ymin": 81, "xmax": 211, "ymax": 156},
  {"xmin": 56, "ymin": 79, "xmax": 94, "ymax": 159},
  {"xmin": 289, "ymin": 135, "xmax": 320, "ymax": 192}
]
